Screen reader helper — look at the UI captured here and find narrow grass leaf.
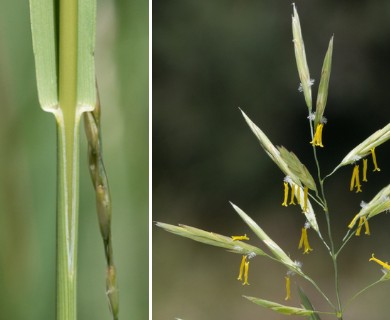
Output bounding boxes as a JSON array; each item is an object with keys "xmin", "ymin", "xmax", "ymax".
[
  {"xmin": 77, "ymin": 0, "xmax": 97, "ymax": 109},
  {"xmin": 244, "ymin": 296, "xmax": 314, "ymax": 316},
  {"xmin": 29, "ymin": 0, "xmax": 58, "ymax": 112},
  {"xmin": 298, "ymin": 286, "xmax": 321, "ymax": 320}
]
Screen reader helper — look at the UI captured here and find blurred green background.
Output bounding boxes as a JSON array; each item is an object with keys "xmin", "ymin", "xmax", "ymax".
[
  {"xmin": 0, "ymin": 0, "xmax": 148, "ymax": 319},
  {"xmin": 153, "ymin": 1, "xmax": 389, "ymax": 319}
]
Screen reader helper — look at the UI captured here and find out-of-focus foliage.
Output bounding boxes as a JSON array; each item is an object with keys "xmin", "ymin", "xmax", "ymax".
[
  {"xmin": 153, "ymin": 1, "xmax": 390, "ymax": 319},
  {"xmin": 0, "ymin": 0, "xmax": 148, "ymax": 319}
]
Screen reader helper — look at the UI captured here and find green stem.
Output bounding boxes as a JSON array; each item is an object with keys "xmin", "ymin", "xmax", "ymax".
[
  {"xmin": 56, "ymin": 0, "xmax": 79, "ymax": 319},
  {"xmin": 304, "ymin": 275, "xmax": 336, "ymax": 310},
  {"xmin": 309, "ymin": 118, "xmax": 343, "ymax": 319}
]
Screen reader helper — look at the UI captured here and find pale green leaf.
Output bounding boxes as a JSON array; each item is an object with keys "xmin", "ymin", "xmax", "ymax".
[
  {"xmin": 77, "ymin": 0, "xmax": 97, "ymax": 109},
  {"xmin": 298, "ymin": 286, "xmax": 321, "ymax": 320},
  {"xmin": 29, "ymin": 0, "xmax": 58, "ymax": 112},
  {"xmin": 30, "ymin": 0, "xmax": 97, "ymax": 113}
]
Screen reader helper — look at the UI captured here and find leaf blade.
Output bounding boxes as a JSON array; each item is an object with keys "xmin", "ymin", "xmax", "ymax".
[{"xmin": 29, "ymin": 0, "xmax": 59, "ymax": 112}]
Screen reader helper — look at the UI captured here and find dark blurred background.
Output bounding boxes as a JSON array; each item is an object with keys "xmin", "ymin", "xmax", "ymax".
[
  {"xmin": 0, "ymin": 0, "xmax": 148, "ymax": 319},
  {"xmin": 153, "ymin": 1, "xmax": 390, "ymax": 319}
]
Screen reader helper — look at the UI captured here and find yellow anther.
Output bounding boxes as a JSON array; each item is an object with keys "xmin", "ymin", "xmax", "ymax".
[
  {"xmin": 363, "ymin": 217, "xmax": 370, "ymax": 235},
  {"xmin": 282, "ymin": 182, "xmax": 289, "ymax": 207},
  {"xmin": 289, "ymin": 184, "xmax": 296, "ymax": 205},
  {"xmin": 243, "ymin": 261, "xmax": 250, "ymax": 285},
  {"xmin": 350, "ymin": 165, "xmax": 362, "ymax": 193},
  {"xmin": 237, "ymin": 255, "xmax": 246, "ymax": 281},
  {"xmin": 350, "ymin": 165, "xmax": 358, "ymax": 191},
  {"xmin": 310, "ymin": 123, "xmax": 324, "ymax": 147},
  {"xmin": 371, "ymin": 148, "xmax": 381, "ymax": 172},
  {"xmin": 355, "ymin": 217, "xmax": 363, "ymax": 236},
  {"xmin": 231, "ymin": 234, "xmax": 250, "ymax": 241},
  {"xmin": 362, "ymin": 159, "xmax": 368, "ymax": 182},
  {"xmin": 348, "ymin": 213, "xmax": 359, "ymax": 229},
  {"xmin": 298, "ymin": 228, "xmax": 313, "ymax": 254},
  {"xmin": 285, "ymin": 276, "xmax": 291, "ymax": 301},
  {"xmin": 369, "ymin": 254, "xmax": 390, "ymax": 270}
]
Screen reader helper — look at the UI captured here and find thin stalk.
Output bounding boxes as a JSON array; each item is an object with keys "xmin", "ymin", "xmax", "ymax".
[
  {"xmin": 56, "ymin": 1, "xmax": 79, "ymax": 320},
  {"xmin": 304, "ymin": 275, "xmax": 336, "ymax": 310},
  {"xmin": 337, "ymin": 229, "xmax": 356, "ymax": 257},
  {"xmin": 344, "ymin": 279, "xmax": 383, "ymax": 310},
  {"xmin": 309, "ymin": 118, "xmax": 343, "ymax": 319}
]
